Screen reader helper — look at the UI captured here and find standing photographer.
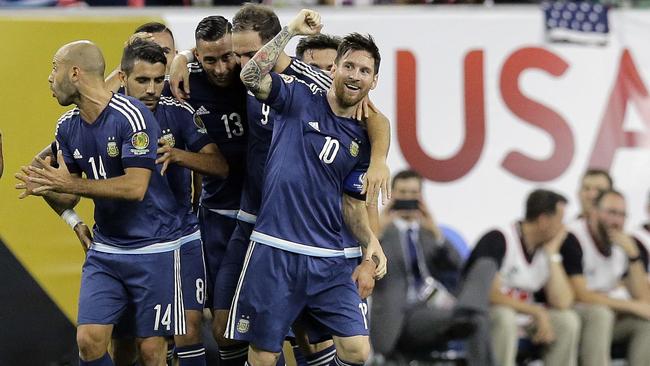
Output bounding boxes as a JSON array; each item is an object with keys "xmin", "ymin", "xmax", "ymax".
[{"xmin": 370, "ymin": 170, "xmax": 496, "ymax": 366}]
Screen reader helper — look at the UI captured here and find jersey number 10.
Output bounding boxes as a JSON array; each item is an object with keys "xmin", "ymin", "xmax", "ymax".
[{"xmin": 319, "ymin": 137, "xmax": 340, "ymax": 164}]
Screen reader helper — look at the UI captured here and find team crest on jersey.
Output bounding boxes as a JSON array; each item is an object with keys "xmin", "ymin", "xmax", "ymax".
[
  {"xmin": 162, "ymin": 133, "xmax": 175, "ymax": 148},
  {"xmin": 107, "ymin": 138, "xmax": 119, "ymax": 158},
  {"xmin": 350, "ymin": 141, "xmax": 359, "ymax": 157},
  {"xmin": 281, "ymin": 74, "xmax": 295, "ymax": 83},
  {"xmin": 130, "ymin": 132, "xmax": 150, "ymax": 155},
  {"xmin": 237, "ymin": 318, "xmax": 250, "ymax": 334},
  {"xmin": 193, "ymin": 114, "xmax": 208, "ymax": 134}
]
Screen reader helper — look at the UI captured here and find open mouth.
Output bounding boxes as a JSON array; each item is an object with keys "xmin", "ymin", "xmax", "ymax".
[{"xmin": 344, "ymin": 83, "xmax": 360, "ymax": 92}]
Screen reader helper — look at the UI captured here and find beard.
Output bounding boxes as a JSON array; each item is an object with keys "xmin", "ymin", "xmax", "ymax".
[
  {"xmin": 56, "ymin": 89, "xmax": 80, "ymax": 107},
  {"xmin": 334, "ymin": 79, "xmax": 368, "ymax": 108}
]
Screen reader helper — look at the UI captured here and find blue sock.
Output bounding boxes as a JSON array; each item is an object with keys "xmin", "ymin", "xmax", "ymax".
[
  {"xmin": 306, "ymin": 345, "xmax": 336, "ymax": 366},
  {"xmin": 292, "ymin": 343, "xmax": 307, "ymax": 366},
  {"xmin": 328, "ymin": 354, "xmax": 363, "ymax": 366},
  {"xmin": 79, "ymin": 352, "xmax": 113, "ymax": 366},
  {"xmin": 176, "ymin": 343, "xmax": 206, "ymax": 366},
  {"xmin": 218, "ymin": 344, "xmax": 248, "ymax": 366}
]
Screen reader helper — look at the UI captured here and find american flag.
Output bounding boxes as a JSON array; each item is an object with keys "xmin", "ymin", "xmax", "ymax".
[{"xmin": 542, "ymin": 1, "xmax": 610, "ymax": 45}]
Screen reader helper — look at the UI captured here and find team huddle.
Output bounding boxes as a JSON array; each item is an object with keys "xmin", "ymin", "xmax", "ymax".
[{"xmin": 15, "ymin": 5, "xmax": 391, "ymax": 366}]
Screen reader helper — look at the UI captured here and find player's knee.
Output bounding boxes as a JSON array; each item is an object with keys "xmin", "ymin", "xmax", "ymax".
[
  {"xmin": 138, "ymin": 339, "xmax": 166, "ymax": 366},
  {"xmin": 335, "ymin": 341, "xmax": 370, "ymax": 364},
  {"xmin": 249, "ymin": 345, "xmax": 279, "ymax": 366},
  {"xmin": 212, "ymin": 310, "xmax": 231, "ymax": 344},
  {"xmin": 76, "ymin": 327, "xmax": 108, "ymax": 360},
  {"xmin": 176, "ymin": 310, "xmax": 203, "ymax": 345}
]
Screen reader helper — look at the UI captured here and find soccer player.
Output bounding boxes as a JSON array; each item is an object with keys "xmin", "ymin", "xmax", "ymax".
[
  {"xmin": 213, "ymin": 6, "xmax": 389, "ymax": 366},
  {"xmin": 178, "ymin": 16, "xmax": 249, "ymax": 318},
  {"xmin": 105, "ymin": 22, "xmax": 177, "ymax": 93},
  {"xmin": 115, "ymin": 38, "xmax": 229, "ymax": 366},
  {"xmin": 29, "ymin": 22, "xmax": 182, "ymax": 255},
  {"xmin": 226, "ymin": 10, "xmax": 385, "ymax": 366},
  {"xmin": 295, "ymin": 34, "xmax": 341, "ymax": 73},
  {"xmin": 17, "ymin": 41, "xmax": 184, "ymax": 366}
]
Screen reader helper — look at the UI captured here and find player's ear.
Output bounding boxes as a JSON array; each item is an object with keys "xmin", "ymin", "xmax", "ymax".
[
  {"xmin": 370, "ymin": 73, "xmax": 378, "ymax": 90},
  {"xmin": 70, "ymin": 65, "xmax": 81, "ymax": 82},
  {"xmin": 118, "ymin": 70, "xmax": 127, "ymax": 86}
]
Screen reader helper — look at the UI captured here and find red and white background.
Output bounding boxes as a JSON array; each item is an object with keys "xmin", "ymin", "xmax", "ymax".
[{"xmin": 165, "ymin": 7, "xmax": 650, "ymax": 243}]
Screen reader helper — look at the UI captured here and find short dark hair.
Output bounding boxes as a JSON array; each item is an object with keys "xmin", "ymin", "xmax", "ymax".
[
  {"xmin": 135, "ymin": 22, "xmax": 174, "ymax": 42},
  {"xmin": 583, "ymin": 168, "xmax": 613, "ymax": 189},
  {"xmin": 232, "ymin": 4, "xmax": 282, "ymax": 43},
  {"xmin": 392, "ymin": 169, "xmax": 422, "ymax": 189},
  {"xmin": 594, "ymin": 189, "xmax": 624, "ymax": 208},
  {"xmin": 121, "ymin": 38, "xmax": 167, "ymax": 76},
  {"xmin": 295, "ymin": 34, "xmax": 342, "ymax": 60},
  {"xmin": 195, "ymin": 15, "xmax": 232, "ymax": 43},
  {"xmin": 525, "ymin": 189, "xmax": 568, "ymax": 221},
  {"xmin": 335, "ymin": 33, "xmax": 381, "ymax": 74}
]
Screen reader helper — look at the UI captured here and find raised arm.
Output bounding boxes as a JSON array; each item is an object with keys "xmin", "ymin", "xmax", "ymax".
[{"xmin": 241, "ymin": 9, "xmax": 322, "ymax": 100}]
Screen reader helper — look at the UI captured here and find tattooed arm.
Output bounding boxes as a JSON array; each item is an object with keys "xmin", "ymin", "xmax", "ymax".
[{"xmin": 240, "ymin": 9, "xmax": 323, "ymax": 100}]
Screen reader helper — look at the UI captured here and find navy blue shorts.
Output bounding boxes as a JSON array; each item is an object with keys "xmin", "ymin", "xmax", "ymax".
[
  {"xmin": 199, "ymin": 207, "xmax": 238, "ymax": 309},
  {"xmin": 180, "ymin": 235, "xmax": 207, "ymax": 311},
  {"xmin": 78, "ymin": 249, "xmax": 185, "ymax": 338},
  {"xmin": 214, "ymin": 220, "xmax": 253, "ymax": 310},
  {"xmin": 225, "ymin": 243, "xmax": 369, "ymax": 352}
]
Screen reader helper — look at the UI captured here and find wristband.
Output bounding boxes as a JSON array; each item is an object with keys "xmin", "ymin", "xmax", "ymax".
[
  {"xmin": 179, "ymin": 50, "xmax": 195, "ymax": 63},
  {"xmin": 549, "ymin": 253, "xmax": 563, "ymax": 263},
  {"xmin": 61, "ymin": 209, "xmax": 82, "ymax": 229}
]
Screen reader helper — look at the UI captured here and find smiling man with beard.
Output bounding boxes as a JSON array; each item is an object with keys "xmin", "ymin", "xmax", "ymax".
[
  {"xmin": 225, "ymin": 10, "xmax": 386, "ymax": 366},
  {"xmin": 564, "ymin": 189, "xmax": 650, "ymax": 366}
]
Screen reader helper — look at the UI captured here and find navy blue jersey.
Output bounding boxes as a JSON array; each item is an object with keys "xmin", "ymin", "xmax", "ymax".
[
  {"xmin": 154, "ymin": 96, "xmax": 213, "ymax": 235},
  {"xmin": 239, "ymin": 58, "xmax": 332, "ymax": 223},
  {"xmin": 55, "ymin": 94, "xmax": 183, "ymax": 249},
  {"xmin": 186, "ymin": 62, "xmax": 248, "ymax": 212},
  {"xmin": 250, "ymin": 73, "xmax": 370, "ymax": 252}
]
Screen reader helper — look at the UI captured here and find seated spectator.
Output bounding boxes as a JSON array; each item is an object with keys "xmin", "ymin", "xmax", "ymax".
[
  {"xmin": 565, "ymin": 189, "xmax": 650, "ymax": 366},
  {"xmin": 465, "ymin": 189, "xmax": 580, "ymax": 366},
  {"xmin": 633, "ymin": 191, "xmax": 650, "ymax": 272},
  {"xmin": 370, "ymin": 170, "xmax": 495, "ymax": 366}
]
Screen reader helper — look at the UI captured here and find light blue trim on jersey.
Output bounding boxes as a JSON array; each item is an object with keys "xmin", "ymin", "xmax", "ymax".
[
  {"xmin": 251, "ymin": 231, "xmax": 362, "ymax": 258},
  {"xmin": 180, "ymin": 230, "xmax": 201, "ymax": 245},
  {"xmin": 208, "ymin": 208, "xmax": 239, "ymax": 219},
  {"xmin": 91, "ymin": 238, "xmax": 183, "ymax": 254},
  {"xmin": 237, "ymin": 210, "xmax": 257, "ymax": 224}
]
